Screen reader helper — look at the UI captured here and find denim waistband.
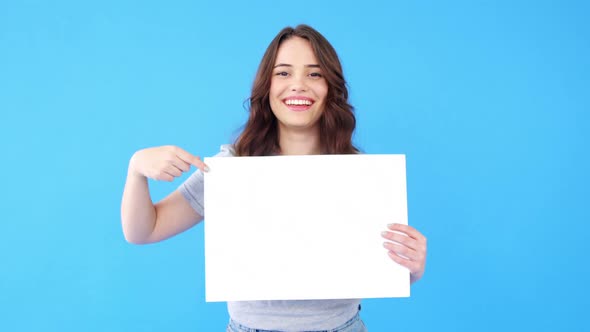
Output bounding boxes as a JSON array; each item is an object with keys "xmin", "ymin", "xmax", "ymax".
[{"xmin": 227, "ymin": 310, "xmax": 361, "ymax": 332}]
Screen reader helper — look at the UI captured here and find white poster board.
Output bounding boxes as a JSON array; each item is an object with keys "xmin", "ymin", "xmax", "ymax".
[{"xmin": 204, "ymin": 154, "xmax": 409, "ymax": 302}]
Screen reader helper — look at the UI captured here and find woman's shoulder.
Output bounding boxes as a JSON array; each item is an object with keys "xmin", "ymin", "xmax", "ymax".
[{"xmin": 218, "ymin": 144, "xmax": 236, "ymax": 157}]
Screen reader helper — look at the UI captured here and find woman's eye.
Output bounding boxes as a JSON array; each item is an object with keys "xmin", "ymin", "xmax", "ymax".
[
  {"xmin": 310, "ymin": 72, "xmax": 323, "ymax": 78},
  {"xmin": 275, "ymin": 71, "xmax": 289, "ymax": 77}
]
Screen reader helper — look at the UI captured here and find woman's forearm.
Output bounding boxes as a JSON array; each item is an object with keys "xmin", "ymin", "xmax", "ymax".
[{"xmin": 120, "ymin": 157, "xmax": 156, "ymax": 244}]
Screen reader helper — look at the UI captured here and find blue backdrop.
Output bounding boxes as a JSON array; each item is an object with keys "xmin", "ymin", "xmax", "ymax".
[{"xmin": 1, "ymin": 0, "xmax": 588, "ymax": 331}]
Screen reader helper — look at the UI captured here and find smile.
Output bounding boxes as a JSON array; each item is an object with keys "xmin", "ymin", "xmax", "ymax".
[
  {"xmin": 285, "ymin": 99, "xmax": 313, "ymax": 105},
  {"xmin": 283, "ymin": 97, "xmax": 315, "ymax": 111}
]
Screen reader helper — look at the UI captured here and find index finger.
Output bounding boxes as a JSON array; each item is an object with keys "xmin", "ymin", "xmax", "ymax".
[
  {"xmin": 387, "ymin": 223, "xmax": 426, "ymax": 241},
  {"xmin": 175, "ymin": 147, "xmax": 209, "ymax": 172}
]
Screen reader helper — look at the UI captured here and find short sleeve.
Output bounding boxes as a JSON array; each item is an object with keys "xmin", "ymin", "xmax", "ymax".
[{"xmin": 178, "ymin": 144, "xmax": 235, "ymax": 217}]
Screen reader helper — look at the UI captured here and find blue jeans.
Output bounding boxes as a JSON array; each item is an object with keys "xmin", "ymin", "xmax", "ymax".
[{"xmin": 226, "ymin": 311, "xmax": 368, "ymax": 332}]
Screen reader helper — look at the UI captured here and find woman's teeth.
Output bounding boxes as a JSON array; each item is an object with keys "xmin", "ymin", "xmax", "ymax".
[{"xmin": 285, "ymin": 99, "xmax": 312, "ymax": 105}]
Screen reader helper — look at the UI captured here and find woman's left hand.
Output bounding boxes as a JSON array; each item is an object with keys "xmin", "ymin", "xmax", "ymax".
[{"xmin": 381, "ymin": 223, "xmax": 427, "ymax": 284}]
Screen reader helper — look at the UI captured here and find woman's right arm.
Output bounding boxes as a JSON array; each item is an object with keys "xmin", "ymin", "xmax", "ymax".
[{"xmin": 120, "ymin": 146, "xmax": 208, "ymax": 244}]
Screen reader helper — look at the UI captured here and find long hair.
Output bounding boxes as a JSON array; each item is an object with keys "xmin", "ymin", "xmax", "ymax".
[{"xmin": 234, "ymin": 24, "xmax": 359, "ymax": 156}]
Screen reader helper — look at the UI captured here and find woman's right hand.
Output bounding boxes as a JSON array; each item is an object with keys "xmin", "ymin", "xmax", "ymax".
[{"xmin": 129, "ymin": 145, "xmax": 209, "ymax": 182}]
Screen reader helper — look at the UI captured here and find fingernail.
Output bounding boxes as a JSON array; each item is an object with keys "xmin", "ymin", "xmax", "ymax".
[
  {"xmin": 388, "ymin": 223, "xmax": 397, "ymax": 227},
  {"xmin": 204, "ymin": 166, "xmax": 210, "ymax": 172},
  {"xmin": 381, "ymin": 231, "xmax": 389, "ymax": 237}
]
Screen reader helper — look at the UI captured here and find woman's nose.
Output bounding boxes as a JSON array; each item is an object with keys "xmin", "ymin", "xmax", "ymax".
[{"xmin": 290, "ymin": 74, "xmax": 308, "ymax": 92}]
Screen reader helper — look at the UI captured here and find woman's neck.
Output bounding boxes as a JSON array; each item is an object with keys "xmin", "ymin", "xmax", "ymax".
[{"xmin": 277, "ymin": 125, "xmax": 321, "ymax": 155}]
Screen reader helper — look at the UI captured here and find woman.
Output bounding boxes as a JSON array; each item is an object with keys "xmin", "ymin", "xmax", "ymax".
[{"xmin": 121, "ymin": 24, "xmax": 427, "ymax": 332}]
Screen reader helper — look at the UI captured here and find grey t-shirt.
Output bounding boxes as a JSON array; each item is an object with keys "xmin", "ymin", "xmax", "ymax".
[{"xmin": 178, "ymin": 145, "xmax": 360, "ymax": 331}]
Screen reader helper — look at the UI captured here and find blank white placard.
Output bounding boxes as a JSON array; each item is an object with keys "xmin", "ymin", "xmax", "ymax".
[{"xmin": 203, "ymin": 154, "xmax": 409, "ymax": 302}]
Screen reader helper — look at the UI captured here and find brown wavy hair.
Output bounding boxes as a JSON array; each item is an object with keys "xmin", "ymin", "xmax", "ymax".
[{"xmin": 234, "ymin": 24, "xmax": 359, "ymax": 156}]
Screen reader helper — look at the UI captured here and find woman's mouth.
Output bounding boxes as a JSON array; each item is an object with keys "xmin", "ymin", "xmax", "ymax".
[{"xmin": 283, "ymin": 97, "xmax": 315, "ymax": 112}]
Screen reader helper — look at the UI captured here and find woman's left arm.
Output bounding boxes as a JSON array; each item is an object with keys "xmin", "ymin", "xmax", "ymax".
[{"xmin": 381, "ymin": 223, "xmax": 427, "ymax": 284}]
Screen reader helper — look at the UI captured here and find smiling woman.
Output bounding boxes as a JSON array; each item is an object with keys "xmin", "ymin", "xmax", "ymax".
[
  {"xmin": 120, "ymin": 24, "xmax": 427, "ymax": 332},
  {"xmin": 235, "ymin": 25, "xmax": 359, "ymax": 157},
  {"xmin": 270, "ymin": 37, "xmax": 328, "ymax": 136}
]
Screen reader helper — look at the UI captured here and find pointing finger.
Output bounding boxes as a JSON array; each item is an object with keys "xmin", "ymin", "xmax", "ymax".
[
  {"xmin": 175, "ymin": 147, "xmax": 210, "ymax": 172},
  {"xmin": 171, "ymin": 159, "xmax": 191, "ymax": 173}
]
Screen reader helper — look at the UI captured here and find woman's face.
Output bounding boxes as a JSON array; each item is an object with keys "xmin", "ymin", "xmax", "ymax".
[{"xmin": 269, "ymin": 36, "xmax": 328, "ymax": 133}]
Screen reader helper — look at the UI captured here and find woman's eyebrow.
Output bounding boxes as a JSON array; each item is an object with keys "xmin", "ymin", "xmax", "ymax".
[{"xmin": 273, "ymin": 63, "xmax": 320, "ymax": 68}]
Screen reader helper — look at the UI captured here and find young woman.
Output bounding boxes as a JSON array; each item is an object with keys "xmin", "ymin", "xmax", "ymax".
[{"xmin": 121, "ymin": 24, "xmax": 427, "ymax": 332}]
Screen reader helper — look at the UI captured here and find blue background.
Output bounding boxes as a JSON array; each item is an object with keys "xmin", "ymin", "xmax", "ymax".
[{"xmin": 1, "ymin": 0, "xmax": 588, "ymax": 331}]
